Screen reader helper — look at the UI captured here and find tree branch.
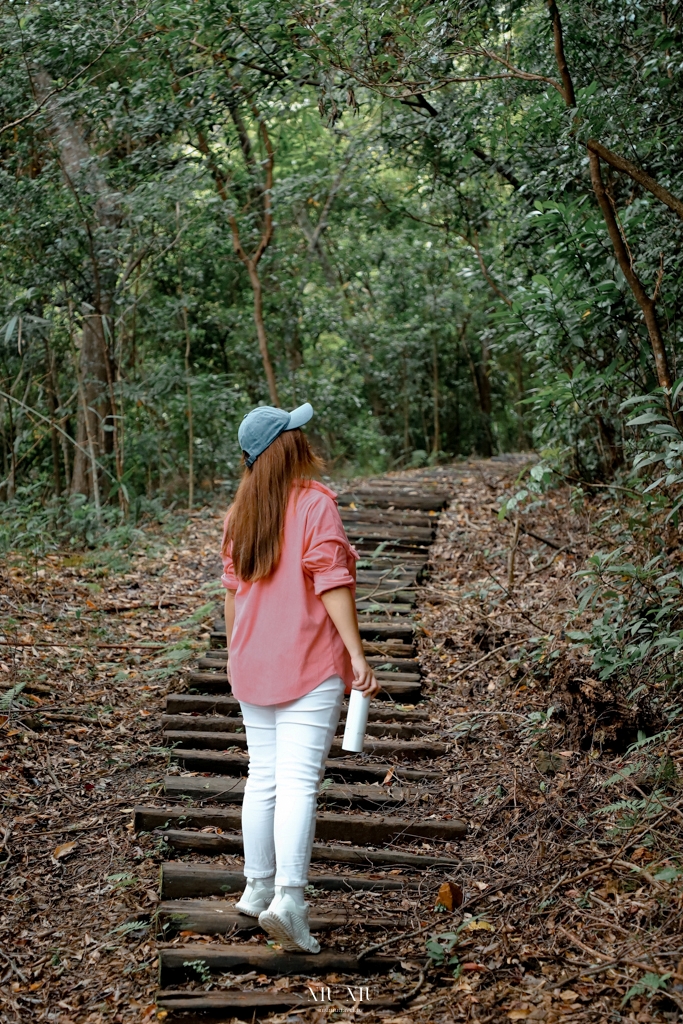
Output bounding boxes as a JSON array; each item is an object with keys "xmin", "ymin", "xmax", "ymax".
[
  {"xmin": 587, "ymin": 139, "xmax": 683, "ymax": 222},
  {"xmin": 472, "ymin": 148, "xmax": 522, "ymax": 190},
  {"xmin": 547, "ymin": 0, "xmax": 576, "ymax": 106}
]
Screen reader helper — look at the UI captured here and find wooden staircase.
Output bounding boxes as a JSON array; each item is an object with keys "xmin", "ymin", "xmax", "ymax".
[{"xmin": 134, "ymin": 471, "xmax": 464, "ymax": 1019}]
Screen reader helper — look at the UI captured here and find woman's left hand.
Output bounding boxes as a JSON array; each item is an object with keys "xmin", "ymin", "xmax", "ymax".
[{"xmin": 350, "ymin": 653, "xmax": 381, "ymax": 697}]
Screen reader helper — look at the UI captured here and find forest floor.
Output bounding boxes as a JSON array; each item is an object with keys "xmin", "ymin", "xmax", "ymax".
[{"xmin": 1, "ymin": 459, "xmax": 683, "ymax": 1024}]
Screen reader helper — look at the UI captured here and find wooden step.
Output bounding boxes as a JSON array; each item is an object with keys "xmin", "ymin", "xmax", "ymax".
[
  {"xmin": 185, "ymin": 673, "xmax": 422, "ymax": 698},
  {"xmin": 163, "ymin": 776, "xmax": 420, "ymax": 809},
  {"xmin": 191, "ymin": 653, "xmax": 421, "ymax": 675},
  {"xmin": 161, "ymin": 713, "xmax": 429, "ymax": 741},
  {"xmin": 169, "ymin": 750, "xmax": 440, "ymax": 783},
  {"xmin": 211, "ymin": 619, "xmax": 417, "ymax": 642},
  {"xmin": 161, "ymin": 863, "xmax": 431, "ymax": 899},
  {"xmin": 356, "ymin": 588, "xmax": 416, "ymax": 605},
  {"xmin": 341, "ymin": 510, "xmax": 436, "ymax": 527},
  {"xmin": 158, "ymin": 830, "xmax": 462, "ymax": 868},
  {"xmin": 135, "ymin": 805, "xmax": 466, "ymax": 843},
  {"xmin": 166, "ymin": 694, "xmax": 429, "ymax": 721},
  {"xmin": 344, "ymin": 526, "xmax": 433, "ymax": 544},
  {"xmin": 200, "ymin": 639, "xmax": 418, "ymax": 662},
  {"xmin": 338, "ymin": 492, "xmax": 447, "ymax": 511},
  {"xmin": 157, "ymin": 900, "xmax": 404, "ymax": 937},
  {"xmin": 163, "ymin": 731, "xmax": 444, "ymax": 759},
  {"xmin": 157, "ymin": 989, "xmax": 403, "ymax": 1019},
  {"xmin": 356, "ymin": 601, "xmax": 414, "ymax": 614},
  {"xmin": 159, "ymin": 944, "xmax": 424, "ymax": 985}
]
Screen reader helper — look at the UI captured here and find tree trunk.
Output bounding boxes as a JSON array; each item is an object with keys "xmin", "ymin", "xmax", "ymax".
[
  {"xmin": 461, "ymin": 332, "xmax": 493, "ymax": 457},
  {"xmin": 35, "ymin": 70, "xmax": 120, "ymax": 499},
  {"xmin": 181, "ymin": 301, "xmax": 195, "ymax": 510},
  {"xmin": 246, "ymin": 260, "xmax": 280, "ymax": 406},
  {"xmin": 588, "ymin": 151, "xmax": 674, "ymax": 396},
  {"xmin": 70, "ymin": 315, "xmax": 110, "ymax": 501},
  {"xmin": 431, "ymin": 335, "xmax": 440, "ymax": 457},
  {"xmin": 43, "ymin": 336, "xmax": 62, "ymax": 496},
  {"xmin": 547, "ymin": 0, "xmax": 576, "ymax": 106}
]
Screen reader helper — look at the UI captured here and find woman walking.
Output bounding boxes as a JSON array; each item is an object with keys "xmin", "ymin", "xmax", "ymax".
[{"xmin": 221, "ymin": 402, "xmax": 380, "ymax": 954}]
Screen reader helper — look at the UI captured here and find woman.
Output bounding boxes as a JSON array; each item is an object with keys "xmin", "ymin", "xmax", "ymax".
[{"xmin": 221, "ymin": 402, "xmax": 380, "ymax": 954}]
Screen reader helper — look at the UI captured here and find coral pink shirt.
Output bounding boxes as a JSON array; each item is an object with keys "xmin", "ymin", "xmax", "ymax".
[{"xmin": 221, "ymin": 480, "xmax": 358, "ymax": 705}]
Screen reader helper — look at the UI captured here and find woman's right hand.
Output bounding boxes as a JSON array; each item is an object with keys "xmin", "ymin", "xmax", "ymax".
[
  {"xmin": 350, "ymin": 653, "xmax": 380, "ymax": 698},
  {"xmin": 226, "ymin": 655, "xmax": 232, "ymax": 686}
]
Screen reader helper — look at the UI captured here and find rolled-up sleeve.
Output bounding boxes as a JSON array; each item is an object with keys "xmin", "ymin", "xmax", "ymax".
[
  {"xmin": 221, "ymin": 518, "xmax": 239, "ymax": 591},
  {"xmin": 302, "ymin": 499, "xmax": 357, "ymax": 596}
]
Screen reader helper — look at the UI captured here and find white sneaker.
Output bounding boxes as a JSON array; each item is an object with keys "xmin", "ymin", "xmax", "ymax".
[
  {"xmin": 234, "ymin": 878, "xmax": 275, "ymax": 918},
  {"xmin": 258, "ymin": 887, "xmax": 321, "ymax": 954}
]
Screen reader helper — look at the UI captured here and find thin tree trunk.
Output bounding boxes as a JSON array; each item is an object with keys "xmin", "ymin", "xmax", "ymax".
[
  {"xmin": 73, "ymin": 348, "xmax": 102, "ymax": 517},
  {"xmin": 588, "ymin": 151, "xmax": 674, "ymax": 395},
  {"xmin": 432, "ymin": 335, "xmax": 440, "ymax": 457},
  {"xmin": 461, "ymin": 332, "xmax": 493, "ymax": 457},
  {"xmin": 43, "ymin": 336, "xmax": 62, "ymax": 496},
  {"xmin": 547, "ymin": 0, "xmax": 576, "ymax": 106},
  {"xmin": 547, "ymin": 6, "xmax": 678, "ymax": 422},
  {"xmin": 36, "ymin": 71, "xmax": 121, "ymax": 499},
  {"xmin": 6, "ymin": 392, "xmax": 16, "ymax": 501},
  {"xmin": 402, "ymin": 353, "xmax": 410, "ymax": 455},
  {"xmin": 195, "ymin": 103, "xmax": 280, "ymax": 405},
  {"xmin": 245, "ymin": 259, "xmax": 279, "ymax": 406},
  {"xmin": 181, "ymin": 302, "xmax": 195, "ymax": 511}
]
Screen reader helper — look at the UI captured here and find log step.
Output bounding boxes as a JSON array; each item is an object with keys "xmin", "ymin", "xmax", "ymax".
[
  {"xmin": 166, "ymin": 693, "xmax": 429, "ymax": 721},
  {"xmin": 185, "ymin": 675, "xmax": 422, "ymax": 698},
  {"xmin": 341, "ymin": 510, "xmax": 436, "ymax": 527},
  {"xmin": 160, "ymin": 863, "xmax": 431, "ymax": 899},
  {"xmin": 199, "ymin": 641, "xmax": 417, "ymax": 666},
  {"xmin": 135, "ymin": 805, "xmax": 466, "ymax": 843},
  {"xmin": 163, "ymin": 731, "xmax": 445, "ymax": 759},
  {"xmin": 157, "ymin": 900, "xmax": 405, "ymax": 937},
  {"xmin": 212, "ymin": 619, "xmax": 417, "ymax": 642},
  {"xmin": 356, "ymin": 589, "xmax": 416, "ymax": 605},
  {"xmin": 338, "ymin": 491, "xmax": 447, "ymax": 510},
  {"xmin": 356, "ymin": 598, "xmax": 413, "ymax": 606},
  {"xmin": 157, "ymin": 989, "xmax": 403, "ymax": 1019},
  {"xmin": 169, "ymin": 749, "xmax": 441, "ymax": 783},
  {"xmin": 163, "ymin": 776, "xmax": 420, "ymax": 809},
  {"xmin": 159, "ymin": 943, "xmax": 424, "ymax": 985},
  {"xmin": 158, "ymin": 831, "xmax": 462, "ymax": 868},
  {"xmin": 161, "ymin": 713, "xmax": 430, "ymax": 741}
]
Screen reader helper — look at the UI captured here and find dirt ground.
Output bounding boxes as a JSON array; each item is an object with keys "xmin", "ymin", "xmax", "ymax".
[{"xmin": 2, "ymin": 459, "xmax": 682, "ymax": 1023}]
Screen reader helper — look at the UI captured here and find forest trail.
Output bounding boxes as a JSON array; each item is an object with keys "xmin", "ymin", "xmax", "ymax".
[{"xmin": 2, "ymin": 460, "xmax": 682, "ymax": 1024}]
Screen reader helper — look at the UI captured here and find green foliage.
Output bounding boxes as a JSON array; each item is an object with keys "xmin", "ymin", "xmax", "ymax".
[
  {"xmin": 2, "ymin": 0, "xmax": 683, "ymax": 738},
  {"xmin": 621, "ymin": 972, "xmax": 671, "ymax": 1009}
]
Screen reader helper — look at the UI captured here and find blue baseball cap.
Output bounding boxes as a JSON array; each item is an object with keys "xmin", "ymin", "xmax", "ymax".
[{"xmin": 238, "ymin": 402, "xmax": 314, "ymax": 467}]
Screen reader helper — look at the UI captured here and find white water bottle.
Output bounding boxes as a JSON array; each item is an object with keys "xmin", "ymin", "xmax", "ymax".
[{"xmin": 342, "ymin": 688, "xmax": 371, "ymax": 752}]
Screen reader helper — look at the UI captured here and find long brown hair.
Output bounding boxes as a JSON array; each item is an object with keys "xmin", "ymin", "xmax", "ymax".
[{"xmin": 223, "ymin": 429, "xmax": 324, "ymax": 581}]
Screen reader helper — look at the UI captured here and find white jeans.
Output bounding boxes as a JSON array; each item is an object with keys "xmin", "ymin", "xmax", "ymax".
[{"xmin": 239, "ymin": 675, "xmax": 345, "ymax": 887}]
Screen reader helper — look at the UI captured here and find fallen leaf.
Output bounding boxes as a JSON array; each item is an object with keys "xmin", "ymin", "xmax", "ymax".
[
  {"xmin": 435, "ymin": 880, "xmax": 464, "ymax": 910},
  {"xmin": 461, "ymin": 962, "xmax": 487, "ymax": 972},
  {"xmin": 464, "ymin": 920, "xmax": 494, "ymax": 932},
  {"xmin": 52, "ymin": 840, "xmax": 78, "ymax": 861},
  {"xmin": 507, "ymin": 1011, "xmax": 531, "ymax": 1020},
  {"xmin": 560, "ymin": 990, "xmax": 579, "ymax": 1002}
]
